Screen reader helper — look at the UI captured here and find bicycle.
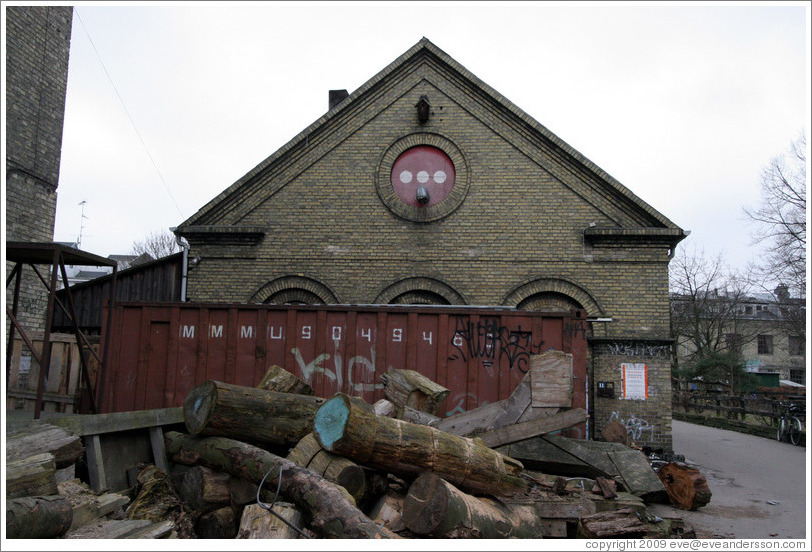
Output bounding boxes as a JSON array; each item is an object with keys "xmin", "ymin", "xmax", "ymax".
[{"xmin": 776, "ymin": 401, "xmax": 805, "ymax": 446}]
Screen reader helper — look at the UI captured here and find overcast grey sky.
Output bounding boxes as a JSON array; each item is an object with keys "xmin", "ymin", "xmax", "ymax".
[{"xmin": 36, "ymin": 2, "xmax": 812, "ymax": 276}]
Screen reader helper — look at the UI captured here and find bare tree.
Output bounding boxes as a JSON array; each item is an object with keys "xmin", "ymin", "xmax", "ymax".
[
  {"xmin": 131, "ymin": 229, "xmax": 181, "ymax": 259},
  {"xmin": 669, "ymin": 247, "xmax": 762, "ymax": 393},
  {"xmin": 743, "ymin": 133, "xmax": 806, "ymax": 299}
]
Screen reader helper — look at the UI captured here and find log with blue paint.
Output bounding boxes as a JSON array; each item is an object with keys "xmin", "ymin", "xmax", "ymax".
[{"xmin": 313, "ymin": 393, "xmax": 527, "ymax": 497}]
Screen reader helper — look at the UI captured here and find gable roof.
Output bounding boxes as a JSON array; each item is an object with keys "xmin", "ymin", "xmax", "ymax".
[{"xmin": 177, "ymin": 38, "xmax": 685, "ymax": 243}]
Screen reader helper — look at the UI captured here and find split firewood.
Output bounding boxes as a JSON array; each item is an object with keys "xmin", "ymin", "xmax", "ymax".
[
  {"xmin": 179, "ymin": 465, "xmax": 232, "ymax": 513},
  {"xmin": 592, "ymin": 476, "xmax": 618, "ymax": 499},
  {"xmin": 196, "ymin": 506, "xmax": 237, "ymax": 539},
  {"xmin": 6, "ymin": 495, "xmax": 74, "ymax": 538},
  {"xmin": 6, "ymin": 420, "xmax": 84, "ymax": 469},
  {"xmin": 313, "ymin": 393, "xmax": 526, "ymax": 497},
  {"xmin": 576, "ymin": 507, "xmax": 648, "ymax": 538},
  {"xmin": 402, "ymin": 472, "xmax": 543, "ymax": 538},
  {"xmin": 237, "ymin": 502, "xmax": 310, "ymax": 539},
  {"xmin": 126, "ymin": 464, "xmax": 196, "ymax": 538},
  {"xmin": 380, "ymin": 369, "xmax": 450, "ymax": 416},
  {"xmin": 183, "ymin": 380, "xmax": 325, "ymax": 448},
  {"xmin": 368, "ymin": 490, "xmax": 407, "ymax": 532},
  {"xmin": 256, "ymin": 364, "xmax": 313, "ymax": 395},
  {"xmin": 164, "ymin": 431, "xmax": 399, "ymax": 539},
  {"xmin": 286, "ymin": 432, "xmax": 378, "ymax": 504},
  {"xmin": 657, "ymin": 462, "xmax": 712, "ymax": 510},
  {"xmin": 6, "ymin": 452, "xmax": 58, "ymax": 498}
]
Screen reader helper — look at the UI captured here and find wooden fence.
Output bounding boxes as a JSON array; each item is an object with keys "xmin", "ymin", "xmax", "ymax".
[
  {"xmin": 673, "ymin": 391, "xmax": 805, "ymax": 423},
  {"xmin": 6, "ymin": 332, "xmax": 100, "ymax": 415}
]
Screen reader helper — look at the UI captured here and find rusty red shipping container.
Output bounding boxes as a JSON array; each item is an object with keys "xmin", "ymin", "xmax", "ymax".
[{"xmin": 98, "ymin": 302, "xmax": 588, "ymax": 423}]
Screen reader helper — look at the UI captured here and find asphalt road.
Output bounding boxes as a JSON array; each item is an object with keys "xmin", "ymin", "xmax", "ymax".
[{"xmin": 647, "ymin": 419, "xmax": 809, "ymax": 539}]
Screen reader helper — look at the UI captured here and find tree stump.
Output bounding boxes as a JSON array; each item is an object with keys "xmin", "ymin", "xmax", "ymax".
[
  {"xmin": 313, "ymin": 393, "xmax": 526, "ymax": 497},
  {"xmin": 183, "ymin": 380, "xmax": 325, "ymax": 448},
  {"xmin": 657, "ymin": 462, "xmax": 712, "ymax": 510}
]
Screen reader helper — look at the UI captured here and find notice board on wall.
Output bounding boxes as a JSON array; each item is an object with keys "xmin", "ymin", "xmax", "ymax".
[{"xmin": 621, "ymin": 363, "xmax": 648, "ymax": 400}]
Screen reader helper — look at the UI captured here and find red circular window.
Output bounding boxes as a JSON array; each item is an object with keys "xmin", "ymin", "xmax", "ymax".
[{"xmin": 390, "ymin": 146, "xmax": 455, "ymax": 207}]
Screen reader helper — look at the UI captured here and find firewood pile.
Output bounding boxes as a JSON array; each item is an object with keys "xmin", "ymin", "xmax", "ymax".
[{"xmin": 5, "ymin": 352, "xmax": 711, "ymax": 539}]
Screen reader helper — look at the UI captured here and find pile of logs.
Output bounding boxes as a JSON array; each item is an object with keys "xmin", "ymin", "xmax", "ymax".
[{"xmin": 5, "ymin": 352, "xmax": 710, "ymax": 539}]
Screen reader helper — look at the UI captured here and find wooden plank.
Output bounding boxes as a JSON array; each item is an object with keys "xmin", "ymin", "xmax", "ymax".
[
  {"xmin": 85, "ymin": 434, "xmax": 107, "ymax": 492},
  {"xmin": 46, "ymin": 406, "xmax": 184, "ymax": 436},
  {"xmin": 538, "ymin": 519, "xmax": 569, "ymax": 538},
  {"xmin": 608, "ymin": 448, "xmax": 667, "ymax": 502},
  {"xmin": 541, "ymin": 435, "xmax": 622, "ymax": 478},
  {"xmin": 149, "ymin": 426, "xmax": 169, "ymax": 473},
  {"xmin": 433, "ymin": 399, "xmax": 505, "ymax": 436},
  {"xmin": 66, "ymin": 519, "xmax": 153, "ymax": 539},
  {"xmin": 531, "ymin": 351, "xmax": 573, "ymax": 407},
  {"xmin": 496, "ymin": 438, "xmax": 592, "ymax": 475},
  {"xmin": 478, "ymin": 408, "xmax": 589, "ymax": 448},
  {"xmin": 125, "ymin": 520, "xmax": 174, "ymax": 539}
]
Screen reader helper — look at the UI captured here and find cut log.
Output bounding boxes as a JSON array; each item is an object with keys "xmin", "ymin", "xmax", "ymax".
[
  {"xmin": 164, "ymin": 431, "xmax": 398, "ymax": 539},
  {"xmin": 400, "ymin": 405, "xmax": 441, "ymax": 426},
  {"xmin": 256, "ymin": 364, "xmax": 313, "ymax": 395},
  {"xmin": 6, "ymin": 452, "xmax": 58, "ymax": 498},
  {"xmin": 373, "ymin": 398, "xmax": 397, "ymax": 417},
  {"xmin": 183, "ymin": 380, "xmax": 325, "ymax": 448},
  {"xmin": 657, "ymin": 462, "xmax": 712, "ymax": 510},
  {"xmin": 368, "ymin": 490, "xmax": 407, "ymax": 532},
  {"xmin": 402, "ymin": 472, "xmax": 543, "ymax": 538},
  {"xmin": 477, "ymin": 407, "xmax": 589, "ymax": 448},
  {"xmin": 6, "ymin": 495, "xmax": 73, "ymax": 538},
  {"xmin": 179, "ymin": 465, "xmax": 232, "ymax": 513},
  {"xmin": 286, "ymin": 432, "xmax": 373, "ymax": 504},
  {"xmin": 6, "ymin": 420, "xmax": 84, "ymax": 469},
  {"xmin": 576, "ymin": 508, "xmax": 648, "ymax": 538},
  {"xmin": 313, "ymin": 393, "xmax": 526, "ymax": 497},
  {"xmin": 237, "ymin": 502, "xmax": 308, "ymax": 539},
  {"xmin": 380, "ymin": 369, "xmax": 449, "ymax": 416},
  {"xmin": 197, "ymin": 505, "xmax": 237, "ymax": 539}
]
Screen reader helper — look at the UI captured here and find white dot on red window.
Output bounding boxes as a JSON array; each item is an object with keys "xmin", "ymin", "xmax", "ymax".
[
  {"xmin": 400, "ymin": 171, "xmax": 412, "ymax": 184},
  {"xmin": 434, "ymin": 170, "xmax": 446, "ymax": 184},
  {"xmin": 417, "ymin": 171, "xmax": 429, "ymax": 183}
]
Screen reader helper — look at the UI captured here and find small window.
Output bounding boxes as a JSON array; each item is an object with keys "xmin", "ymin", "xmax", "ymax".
[
  {"xmin": 789, "ymin": 369, "xmax": 805, "ymax": 386},
  {"xmin": 757, "ymin": 334, "xmax": 773, "ymax": 355},
  {"xmin": 725, "ymin": 333, "xmax": 742, "ymax": 352},
  {"xmin": 788, "ymin": 335, "xmax": 805, "ymax": 356},
  {"xmin": 745, "ymin": 306, "xmax": 754, "ymax": 315}
]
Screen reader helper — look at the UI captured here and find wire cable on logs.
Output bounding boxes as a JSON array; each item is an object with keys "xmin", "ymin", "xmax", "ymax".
[{"xmin": 256, "ymin": 465, "xmax": 311, "ymax": 538}]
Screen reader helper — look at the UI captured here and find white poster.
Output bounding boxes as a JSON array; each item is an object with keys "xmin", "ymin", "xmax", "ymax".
[{"xmin": 621, "ymin": 363, "xmax": 647, "ymax": 400}]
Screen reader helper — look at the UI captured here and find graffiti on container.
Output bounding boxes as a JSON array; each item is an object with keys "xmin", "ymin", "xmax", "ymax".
[
  {"xmin": 290, "ymin": 346, "xmax": 383, "ymax": 394},
  {"xmin": 564, "ymin": 319, "xmax": 587, "ymax": 340},
  {"xmin": 602, "ymin": 341, "xmax": 670, "ymax": 358},
  {"xmin": 448, "ymin": 316, "xmax": 544, "ymax": 373},
  {"xmin": 609, "ymin": 411, "xmax": 655, "ymax": 441}
]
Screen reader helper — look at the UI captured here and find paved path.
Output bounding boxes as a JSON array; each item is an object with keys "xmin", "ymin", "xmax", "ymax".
[{"xmin": 647, "ymin": 419, "xmax": 808, "ymax": 539}]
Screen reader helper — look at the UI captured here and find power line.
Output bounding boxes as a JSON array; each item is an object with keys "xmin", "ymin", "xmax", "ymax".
[{"xmin": 73, "ymin": 8, "xmax": 185, "ymax": 220}]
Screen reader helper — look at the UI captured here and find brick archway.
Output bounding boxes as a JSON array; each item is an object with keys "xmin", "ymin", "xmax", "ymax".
[
  {"xmin": 502, "ymin": 277, "xmax": 605, "ymax": 317},
  {"xmin": 375, "ymin": 276, "xmax": 467, "ymax": 305},
  {"xmin": 248, "ymin": 275, "xmax": 340, "ymax": 305}
]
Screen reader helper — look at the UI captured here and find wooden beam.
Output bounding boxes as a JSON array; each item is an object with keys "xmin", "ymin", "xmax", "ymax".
[
  {"xmin": 477, "ymin": 408, "xmax": 588, "ymax": 448},
  {"xmin": 46, "ymin": 407, "xmax": 184, "ymax": 436}
]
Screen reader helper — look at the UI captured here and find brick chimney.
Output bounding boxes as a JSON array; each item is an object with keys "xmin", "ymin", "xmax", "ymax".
[{"xmin": 329, "ymin": 89, "xmax": 349, "ymax": 110}]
